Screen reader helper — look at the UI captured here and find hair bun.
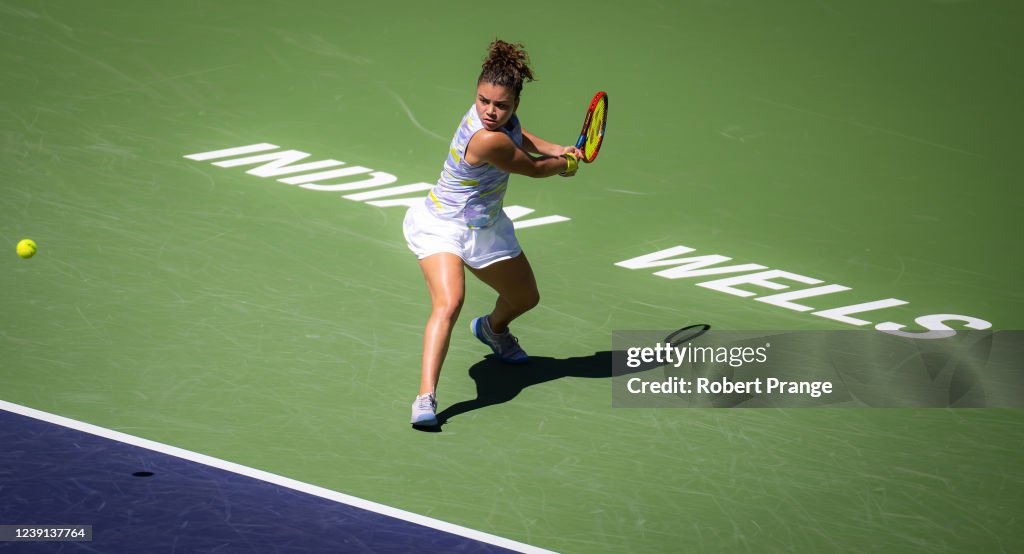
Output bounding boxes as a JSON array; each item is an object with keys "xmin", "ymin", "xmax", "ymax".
[{"xmin": 479, "ymin": 39, "xmax": 535, "ymax": 98}]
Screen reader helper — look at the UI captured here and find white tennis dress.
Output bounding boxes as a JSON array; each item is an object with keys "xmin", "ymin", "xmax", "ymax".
[{"xmin": 403, "ymin": 104, "xmax": 523, "ymax": 269}]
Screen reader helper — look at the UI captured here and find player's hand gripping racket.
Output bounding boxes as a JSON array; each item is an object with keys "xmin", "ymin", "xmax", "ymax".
[{"xmin": 575, "ymin": 91, "xmax": 608, "ymax": 163}]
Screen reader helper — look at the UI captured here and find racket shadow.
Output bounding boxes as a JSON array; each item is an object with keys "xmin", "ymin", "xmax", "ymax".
[{"xmin": 434, "ymin": 350, "xmax": 640, "ymax": 427}]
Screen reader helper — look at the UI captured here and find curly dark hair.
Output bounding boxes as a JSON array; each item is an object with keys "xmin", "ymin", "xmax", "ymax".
[{"xmin": 478, "ymin": 39, "xmax": 535, "ymax": 99}]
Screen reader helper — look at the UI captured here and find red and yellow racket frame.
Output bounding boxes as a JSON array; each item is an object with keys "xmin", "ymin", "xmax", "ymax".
[{"xmin": 574, "ymin": 91, "xmax": 608, "ymax": 163}]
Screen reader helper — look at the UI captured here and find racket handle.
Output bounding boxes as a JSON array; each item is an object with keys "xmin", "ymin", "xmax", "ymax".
[{"xmin": 575, "ymin": 135, "xmax": 585, "ymax": 149}]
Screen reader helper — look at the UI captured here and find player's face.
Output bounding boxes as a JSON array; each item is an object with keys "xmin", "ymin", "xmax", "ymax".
[{"xmin": 475, "ymin": 82, "xmax": 518, "ymax": 131}]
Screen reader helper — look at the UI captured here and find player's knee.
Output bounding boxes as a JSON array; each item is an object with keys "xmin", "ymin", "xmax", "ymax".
[
  {"xmin": 432, "ymin": 296, "xmax": 464, "ymax": 323},
  {"xmin": 520, "ymin": 289, "xmax": 540, "ymax": 312}
]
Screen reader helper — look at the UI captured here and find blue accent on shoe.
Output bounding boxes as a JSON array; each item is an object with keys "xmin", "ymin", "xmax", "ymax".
[{"xmin": 470, "ymin": 316, "xmax": 529, "ymax": 364}]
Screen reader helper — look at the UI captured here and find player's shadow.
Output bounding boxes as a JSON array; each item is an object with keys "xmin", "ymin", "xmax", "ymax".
[
  {"xmin": 410, "ymin": 324, "xmax": 711, "ymax": 432},
  {"xmin": 432, "ymin": 351, "xmax": 615, "ymax": 427}
]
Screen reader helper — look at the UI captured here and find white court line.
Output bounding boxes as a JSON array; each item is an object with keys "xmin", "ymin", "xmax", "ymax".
[
  {"xmin": 0, "ymin": 399, "xmax": 558, "ymax": 554},
  {"xmin": 183, "ymin": 143, "xmax": 280, "ymax": 161}
]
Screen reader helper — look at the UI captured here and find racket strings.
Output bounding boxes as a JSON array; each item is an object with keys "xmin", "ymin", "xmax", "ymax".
[{"xmin": 584, "ymin": 99, "xmax": 607, "ymax": 159}]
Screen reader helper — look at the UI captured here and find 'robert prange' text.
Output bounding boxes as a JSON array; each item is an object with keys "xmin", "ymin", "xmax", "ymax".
[{"xmin": 627, "ymin": 376, "xmax": 834, "ymax": 398}]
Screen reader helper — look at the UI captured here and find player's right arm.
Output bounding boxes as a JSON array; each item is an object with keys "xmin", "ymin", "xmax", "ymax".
[{"xmin": 466, "ymin": 130, "xmax": 577, "ymax": 178}]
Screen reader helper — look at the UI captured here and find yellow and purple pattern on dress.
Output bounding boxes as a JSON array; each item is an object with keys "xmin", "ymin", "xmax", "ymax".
[{"xmin": 425, "ymin": 105, "xmax": 523, "ymax": 228}]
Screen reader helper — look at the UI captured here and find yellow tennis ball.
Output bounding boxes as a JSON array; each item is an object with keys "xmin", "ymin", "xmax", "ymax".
[{"xmin": 16, "ymin": 239, "xmax": 37, "ymax": 259}]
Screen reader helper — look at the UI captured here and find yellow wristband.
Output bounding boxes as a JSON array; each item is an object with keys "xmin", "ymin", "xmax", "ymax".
[{"xmin": 560, "ymin": 152, "xmax": 579, "ymax": 176}]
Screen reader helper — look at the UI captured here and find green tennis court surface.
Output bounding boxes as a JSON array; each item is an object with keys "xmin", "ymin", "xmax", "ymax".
[{"xmin": 3, "ymin": 1, "xmax": 1021, "ymax": 551}]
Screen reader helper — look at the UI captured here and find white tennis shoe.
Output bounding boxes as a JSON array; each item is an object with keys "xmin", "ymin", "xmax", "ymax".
[{"xmin": 410, "ymin": 392, "xmax": 438, "ymax": 426}]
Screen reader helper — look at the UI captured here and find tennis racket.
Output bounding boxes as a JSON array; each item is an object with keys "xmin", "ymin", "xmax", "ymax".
[{"xmin": 574, "ymin": 91, "xmax": 608, "ymax": 163}]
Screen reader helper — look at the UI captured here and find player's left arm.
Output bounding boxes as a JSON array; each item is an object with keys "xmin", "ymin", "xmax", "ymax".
[{"xmin": 522, "ymin": 129, "xmax": 584, "ymax": 160}]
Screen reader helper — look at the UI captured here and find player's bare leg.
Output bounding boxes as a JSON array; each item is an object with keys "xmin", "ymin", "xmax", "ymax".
[
  {"xmin": 417, "ymin": 252, "xmax": 466, "ymax": 395},
  {"xmin": 466, "ymin": 252, "xmax": 538, "ymax": 364},
  {"xmin": 468, "ymin": 252, "xmax": 539, "ymax": 332}
]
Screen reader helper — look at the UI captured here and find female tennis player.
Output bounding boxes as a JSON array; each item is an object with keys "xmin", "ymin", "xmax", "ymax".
[{"xmin": 405, "ymin": 39, "xmax": 583, "ymax": 426}]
